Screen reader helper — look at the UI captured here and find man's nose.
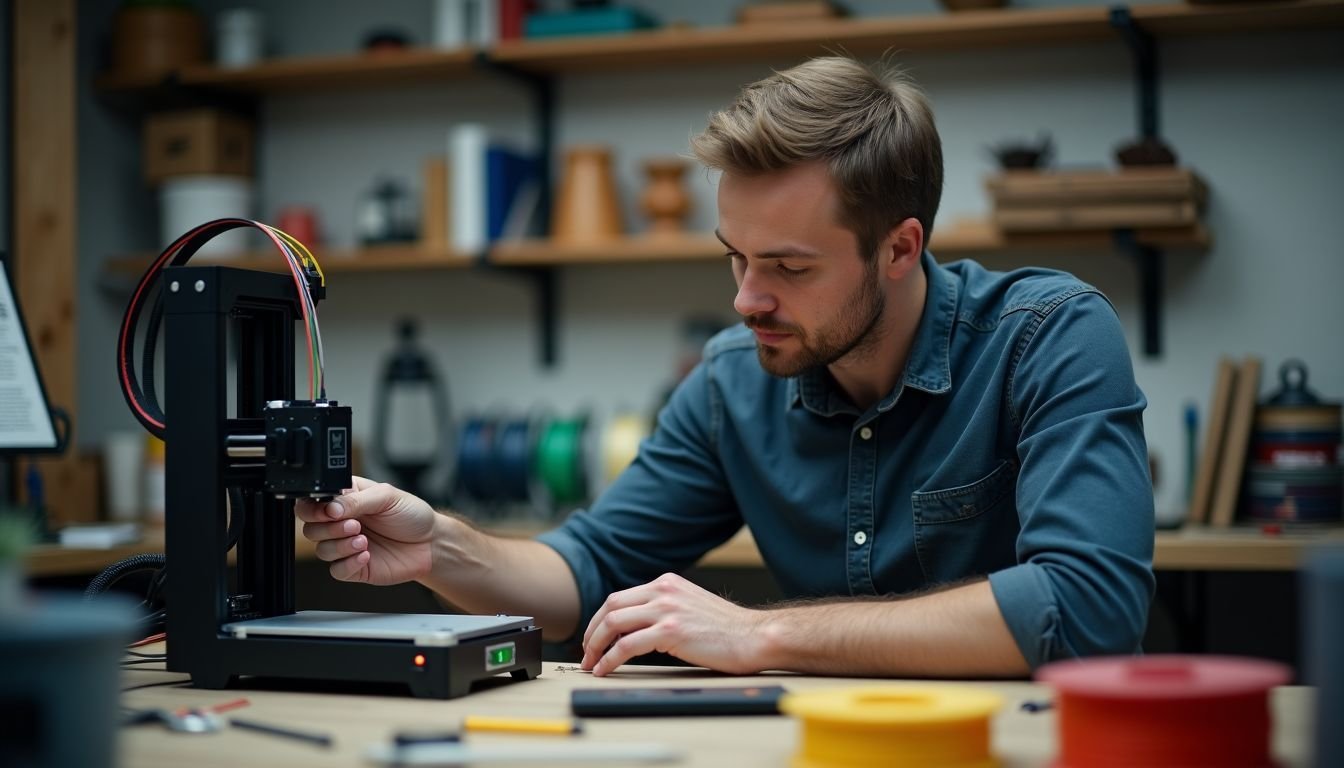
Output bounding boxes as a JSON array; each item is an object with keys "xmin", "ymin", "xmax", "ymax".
[{"xmin": 733, "ymin": 265, "xmax": 776, "ymax": 317}]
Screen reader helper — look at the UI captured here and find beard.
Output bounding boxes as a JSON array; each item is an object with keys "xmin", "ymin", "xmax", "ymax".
[{"xmin": 748, "ymin": 265, "xmax": 886, "ymax": 379}]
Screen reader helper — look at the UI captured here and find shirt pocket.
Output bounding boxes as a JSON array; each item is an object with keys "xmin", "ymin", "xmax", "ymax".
[{"xmin": 910, "ymin": 460, "xmax": 1019, "ymax": 585}]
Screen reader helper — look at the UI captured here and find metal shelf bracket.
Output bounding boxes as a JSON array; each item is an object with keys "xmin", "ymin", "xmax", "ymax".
[
  {"xmin": 1113, "ymin": 229, "xmax": 1163, "ymax": 358},
  {"xmin": 1110, "ymin": 6, "xmax": 1159, "ymax": 141},
  {"xmin": 473, "ymin": 53, "xmax": 560, "ymax": 368}
]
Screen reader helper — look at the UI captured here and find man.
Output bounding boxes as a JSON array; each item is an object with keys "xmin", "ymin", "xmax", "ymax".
[{"xmin": 297, "ymin": 57, "xmax": 1154, "ymax": 678}]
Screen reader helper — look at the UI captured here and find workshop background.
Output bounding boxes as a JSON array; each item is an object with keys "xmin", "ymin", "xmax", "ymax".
[{"xmin": 4, "ymin": 0, "xmax": 1343, "ymax": 666}]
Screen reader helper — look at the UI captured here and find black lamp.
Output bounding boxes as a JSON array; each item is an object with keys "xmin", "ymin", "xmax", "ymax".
[{"xmin": 372, "ymin": 318, "xmax": 452, "ymax": 502}]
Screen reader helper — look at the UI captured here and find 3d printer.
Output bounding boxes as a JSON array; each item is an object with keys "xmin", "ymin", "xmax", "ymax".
[{"xmin": 116, "ymin": 219, "xmax": 541, "ymax": 698}]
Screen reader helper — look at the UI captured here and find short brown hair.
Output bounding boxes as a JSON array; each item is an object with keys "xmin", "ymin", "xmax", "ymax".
[{"xmin": 691, "ymin": 57, "xmax": 943, "ymax": 260}]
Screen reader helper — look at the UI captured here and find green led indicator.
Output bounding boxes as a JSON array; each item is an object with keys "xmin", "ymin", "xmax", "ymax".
[{"xmin": 491, "ymin": 647, "xmax": 513, "ymax": 665}]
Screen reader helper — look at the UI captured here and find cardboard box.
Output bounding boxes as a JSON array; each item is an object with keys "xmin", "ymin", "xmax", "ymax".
[{"xmin": 143, "ymin": 109, "xmax": 253, "ymax": 183}]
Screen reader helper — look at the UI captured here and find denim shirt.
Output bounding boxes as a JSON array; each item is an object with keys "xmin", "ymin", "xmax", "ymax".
[{"xmin": 538, "ymin": 251, "xmax": 1155, "ymax": 669}]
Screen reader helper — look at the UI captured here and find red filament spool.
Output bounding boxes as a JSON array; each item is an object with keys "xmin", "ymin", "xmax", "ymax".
[{"xmin": 1036, "ymin": 655, "xmax": 1291, "ymax": 767}]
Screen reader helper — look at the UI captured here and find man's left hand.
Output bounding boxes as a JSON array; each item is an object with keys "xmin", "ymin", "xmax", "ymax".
[{"xmin": 580, "ymin": 573, "xmax": 766, "ymax": 676}]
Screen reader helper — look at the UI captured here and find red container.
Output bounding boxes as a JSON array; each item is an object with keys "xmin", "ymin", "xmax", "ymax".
[{"xmin": 1036, "ymin": 655, "xmax": 1290, "ymax": 768}]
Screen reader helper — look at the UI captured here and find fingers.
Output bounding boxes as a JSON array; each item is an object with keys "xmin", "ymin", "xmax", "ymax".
[
  {"xmin": 582, "ymin": 581, "xmax": 657, "ymax": 649},
  {"xmin": 581, "ymin": 603, "xmax": 664, "ymax": 672},
  {"xmin": 294, "ymin": 497, "xmax": 345, "ymax": 523},
  {"xmin": 315, "ymin": 533, "xmax": 367, "ymax": 562},
  {"xmin": 301, "ymin": 518, "xmax": 361, "ymax": 543},
  {"xmin": 590, "ymin": 627, "xmax": 662, "ymax": 677},
  {"xmin": 293, "ymin": 476, "xmax": 379, "ymax": 523},
  {"xmin": 328, "ymin": 550, "xmax": 371, "ymax": 582}
]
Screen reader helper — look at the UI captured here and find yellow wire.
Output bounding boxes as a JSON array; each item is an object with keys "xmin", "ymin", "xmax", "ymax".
[{"xmin": 271, "ymin": 226, "xmax": 325, "ymax": 286}]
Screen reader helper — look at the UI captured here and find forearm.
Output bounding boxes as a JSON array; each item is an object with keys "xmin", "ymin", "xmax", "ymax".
[
  {"xmin": 754, "ymin": 580, "xmax": 1029, "ymax": 677},
  {"xmin": 419, "ymin": 513, "xmax": 581, "ymax": 642}
]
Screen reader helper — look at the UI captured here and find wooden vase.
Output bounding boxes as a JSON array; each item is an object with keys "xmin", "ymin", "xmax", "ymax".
[
  {"xmin": 111, "ymin": 6, "xmax": 206, "ymax": 78},
  {"xmin": 640, "ymin": 157, "xmax": 691, "ymax": 237},
  {"xmin": 551, "ymin": 145, "xmax": 623, "ymax": 244}
]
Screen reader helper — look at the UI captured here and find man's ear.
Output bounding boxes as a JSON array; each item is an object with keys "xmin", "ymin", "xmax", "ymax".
[{"xmin": 881, "ymin": 218, "xmax": 924, "ymax": 280}]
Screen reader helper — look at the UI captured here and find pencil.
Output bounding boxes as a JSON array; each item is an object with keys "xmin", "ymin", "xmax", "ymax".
[
  {"xmin": 461, "ymin": 715, "xmax": 583, "ymax": 735},
  {"xmin": 229, "ymin": 717, "xmax": 334, "ymax": 747}
]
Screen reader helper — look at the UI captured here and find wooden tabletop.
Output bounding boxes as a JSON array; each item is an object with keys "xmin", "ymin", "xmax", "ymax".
[
  {"xmin": 118, "ymin": 655, "xmax": 1314, "ymax": 768},
  {"xmin": 26, "ymin": 522, "xmax": 1344, "ymax": 579}
]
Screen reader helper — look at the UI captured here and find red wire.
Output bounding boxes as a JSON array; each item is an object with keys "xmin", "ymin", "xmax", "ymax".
[
  {"xmin": 118, "ymin": 219, "xmax": 319, "ymax": 433},
  {"xmin": 118, "ymin": 221, "xmax": 222, "ymax": 431},
  {"xmin": 128, "ymin": 631, "xmax": 166, "ymax": 648}
]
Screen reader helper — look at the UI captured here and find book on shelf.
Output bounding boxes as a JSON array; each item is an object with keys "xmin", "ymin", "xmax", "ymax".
[
  {"xmin": 523, "ymin": 5, "xmax": 659, "ymax": 38},
  {"xmin": 432, "ymin": 0, "xmax": 499, "ymax": 48},
  {"xmin": 58, "ymin": 522, "xmax": 141, "ymax": 549},
  {"xmin": 986, "ymin": 168, "xmax": 1208, "ymax": 206},
  {"xmin": 1188, "ymin": 357, "xmax": 1239, "ymax": 526},
  {"xmin": 448, "ymin": 124, "xmax": 541, "ymax": 255},
  {"xmin": 1210, "ymin": 356, "xmax": 1263, "ymax": 528}
]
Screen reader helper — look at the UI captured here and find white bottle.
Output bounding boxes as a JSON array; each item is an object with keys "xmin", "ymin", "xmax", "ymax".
[{"xmin": 216, "ymin": 9, "xmax": 263, "ymax": 69}]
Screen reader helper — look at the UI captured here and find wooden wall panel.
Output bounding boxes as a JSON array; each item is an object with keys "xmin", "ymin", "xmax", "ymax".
[{"xmin": 14, "ymin": 0, "xmax": 88, "ymax": 525}]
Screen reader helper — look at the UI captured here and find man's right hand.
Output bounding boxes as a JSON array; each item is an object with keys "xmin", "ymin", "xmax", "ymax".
[{"xmin": 294, "ymin": 476, "xmax": 436, "ymax": 586}]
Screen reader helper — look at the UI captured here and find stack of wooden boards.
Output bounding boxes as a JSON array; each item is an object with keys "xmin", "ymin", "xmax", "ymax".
[
  {"xmin": 1190, "ymin": 358, "xmax": 1344, "ymax": 527},
  {"xmin": 986, "ymin": 168, "xmax": 1207, "ymax": 232}
]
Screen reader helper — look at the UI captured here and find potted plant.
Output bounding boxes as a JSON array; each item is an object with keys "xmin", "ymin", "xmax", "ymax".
[{"xmin": 0, "ymin": 511, "xmax": 36, "ymax": 615}]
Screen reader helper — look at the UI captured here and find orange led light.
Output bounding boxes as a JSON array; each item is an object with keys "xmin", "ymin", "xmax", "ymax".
[{"xmin": 413, "ymin": 654, "xmax": 426, "ymax": 667}]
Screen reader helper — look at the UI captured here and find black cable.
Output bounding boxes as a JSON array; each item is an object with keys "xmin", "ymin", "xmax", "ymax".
[
  {"xmin": 226, "ymin": 486, "xmax": 246, "ymax": 552},
  {"xmin": 121, "ymin": 679, "xmax": 190, "ymax": 693},
  {"xmin": 119, "ymin": 218, "xmax": 250, "ymax": 438},
  {"xmin": 83, "ymin": 553, "xmax": 166, "ymax": 601},
  {"xmin": 121, "ymin": 683, "xmax": 190, "ymax": 694},
  {"xmin": 85, "ymin": 554, "xmax": 168, "ymax": 641},
  {"xmin": 124, "ymin": 650, "xmax": 166, "ymax": 659},
  {"xmin": 141, "ymin": 566, "xmax": 168, "ymax": 609}
]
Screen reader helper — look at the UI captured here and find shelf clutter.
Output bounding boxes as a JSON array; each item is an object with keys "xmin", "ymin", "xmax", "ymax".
[
  {"xmin": 987, "ymin": 167, "xmax": 1208, "ymax": 232},
  {"xmin": 93, "ymin": 2, "xmax": 1344, "ymax": 92},
  {"xmin": 1189, "ymin": 358, "xmax": 1343, "ymax": 528}
]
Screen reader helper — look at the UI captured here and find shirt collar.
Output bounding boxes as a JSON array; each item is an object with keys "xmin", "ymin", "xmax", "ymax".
[{"xmin": 789, "ymin": 251, "xmax": 956, "ymax": 416}]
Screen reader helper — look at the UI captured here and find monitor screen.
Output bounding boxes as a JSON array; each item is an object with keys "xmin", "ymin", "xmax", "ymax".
[{"xmin": 0, "ymin": 259, "xmax": 59, "ymax": 452}]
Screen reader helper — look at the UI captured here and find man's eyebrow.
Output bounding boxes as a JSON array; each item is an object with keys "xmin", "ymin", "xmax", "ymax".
[{"xmin": 714, "ymin": 230, "xmax": 823, "ymax": 260}]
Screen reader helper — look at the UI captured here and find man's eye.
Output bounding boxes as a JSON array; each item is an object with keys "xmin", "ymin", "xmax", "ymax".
[
  {"xmin": 726, "ymin": 252, "xmax": 744, "ymax": 262},
  {"xmin": 777, "ymin": 264, "xmax": 806, "ymax": 276}
]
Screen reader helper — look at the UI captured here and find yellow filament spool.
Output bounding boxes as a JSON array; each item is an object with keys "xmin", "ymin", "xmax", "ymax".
[
  {"xmin": 601, "ymin": 413, "xmax": 650, "ymax": 484},
  {"xmin": 779, "ymin": 685, "xmax": 1003, "ymax": 768}
]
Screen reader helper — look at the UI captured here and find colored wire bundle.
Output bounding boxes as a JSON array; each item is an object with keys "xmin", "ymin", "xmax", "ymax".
[{"xmin": 116, "ymin": 218, "xmax": 327, "ymax": 438}]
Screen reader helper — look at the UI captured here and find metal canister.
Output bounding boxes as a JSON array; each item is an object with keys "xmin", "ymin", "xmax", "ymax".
[{"xmin": 1244, "ymin": 360, "xmax": 1342, "ymax": 524}]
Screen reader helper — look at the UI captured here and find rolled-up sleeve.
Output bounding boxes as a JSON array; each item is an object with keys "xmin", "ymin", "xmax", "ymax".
[
  {"xmin": 988, "ymin": 291, "xmax": 1155, "ymax": 669},
  {"xmin": 536, "ymin": 360, "xmax": 741, "ymax": 640}
]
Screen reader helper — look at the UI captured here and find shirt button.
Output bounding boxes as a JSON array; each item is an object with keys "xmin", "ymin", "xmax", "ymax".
[
  {"xmin": 859, "ymin": 427, "xmax": 873, "ymax": 440},
  {"xmin": 853, "ymin": 531, "xmax": 867, "ymax": 546}
]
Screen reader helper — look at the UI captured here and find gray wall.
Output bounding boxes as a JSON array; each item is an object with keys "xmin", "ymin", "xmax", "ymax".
[{"xmin": 76, "ymin": 1, "xmax": 1344, "ymax": 524}]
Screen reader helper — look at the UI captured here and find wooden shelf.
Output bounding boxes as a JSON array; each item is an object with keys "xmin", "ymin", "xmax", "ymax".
[
  {"xmin": 104, "ymin": 220, "xmax": 1209, "ymax": 280},
  {"xmin": 487, "ymin": 219, "xmax": 1208, "ymax": 267},
  {"xmin": 25, "ymin": 524, "xmax": 318, "ymax": 579},
  {"xmin": 97, "ymin": 48, "xmax": 479, "ymax": 93},
  {"xmin": 491, "ymin": 6, "xmax": 1119, "ymax": 73},
  {"xmin": 103, "ymin": 244, "xmax": 478, "ymax": 279},
  {"xmin": 1129, "ymin": 0, "xmax": 1344, "ymax": 36},
  {"xmin": 28, "ymin": 520, "xmax": 1342, "ymax": 579},
  {"xmin": 490, "ymin": 234, "xmax": 724, "ymax": 266},
  {"xmin": 932, "ymin": 217, "xmax": 1211, "ymax": 254},
  {"xmin": 95, "ymin": 2, "xmax": 1344, "ymax": 93},
  {"xmin": 698, "ymin": 525, "xmax": 1344, "ymax": 572},
  {"xmin": 475, "ymin": 1, "xmax": 1344, "ymax": 75}
]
